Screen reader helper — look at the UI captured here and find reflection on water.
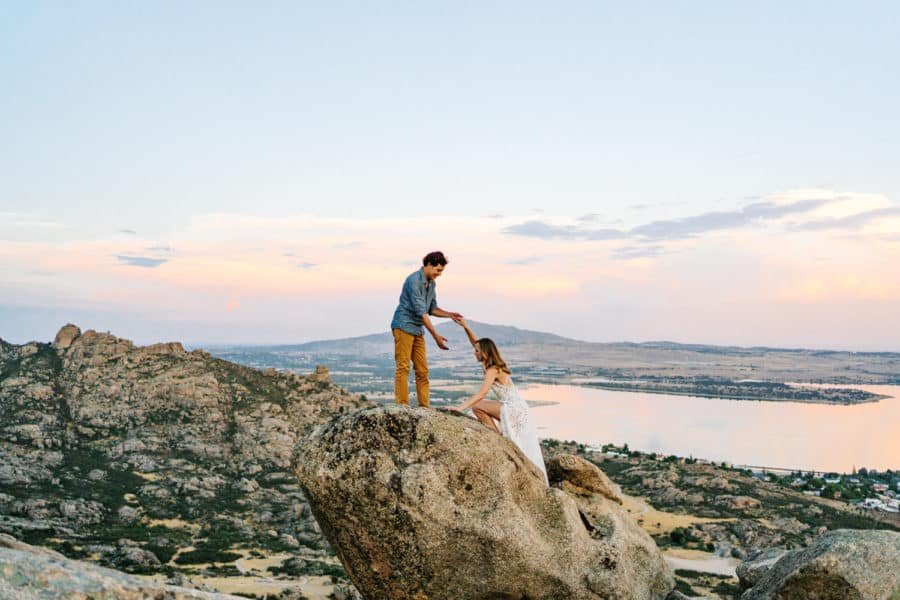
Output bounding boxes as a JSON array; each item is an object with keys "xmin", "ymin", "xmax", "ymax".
[{"xmin": 521, "ymin": 384, "xmax": 900, "ymax": 473}]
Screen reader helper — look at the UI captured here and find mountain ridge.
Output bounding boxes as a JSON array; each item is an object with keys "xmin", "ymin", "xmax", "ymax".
[{"xmin": 204, "ymin": 321, "xmax": 900, "ymax": 358}]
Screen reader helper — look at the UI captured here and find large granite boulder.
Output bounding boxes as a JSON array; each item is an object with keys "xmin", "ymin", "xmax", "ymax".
[
  {"xmin": 51, "ymin": 323, "xmax": 81, "ymax": 350},
  {"xmin": 736, "ymin": 547, "xmax": 788, "ymax": 591},
  {"xmin": 740, "ymin": 529, "xmax": 900, "ymax": 599},
  {"xmin": 0, "ymin": 534, "xmax": 240, "ymax": 599},
  {"xmin": 546, "ymin": 453, "xmax": 623, "ymax": 504},
  {"xmin": 295, "ymin": 405, "xmax": 674, "ymax": 600}
]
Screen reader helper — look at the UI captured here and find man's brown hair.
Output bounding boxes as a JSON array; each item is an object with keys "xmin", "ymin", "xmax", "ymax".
[{"xmin": 422, "ymin": 251, "xmax": 448, "ymax": 267}]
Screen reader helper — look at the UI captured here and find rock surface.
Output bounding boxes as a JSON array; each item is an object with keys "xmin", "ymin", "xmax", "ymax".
[
  {"xmin": 546, "ymin": 453, "xmax": 623, "ymax": 504},
  {"xmin": 0, "ymin": 534, "xmax": 242, "ymax": 599},
  {"xmin": 736, "ymin": 547, "xmax": 789, "ymax": 591},
  {"xmin": 740, "ymin": 529, "xmax": 900, "ymax": 599},
  {"xmin": 0, "ymin": 324, "xmax": 370, "ymax": 586},
  {"xmin": 295, "ymin": 405, "xmax": 674, "ymax": 600}
]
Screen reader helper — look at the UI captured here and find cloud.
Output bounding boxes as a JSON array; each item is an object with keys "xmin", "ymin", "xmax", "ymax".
[
  {"xmin": 633, "ymin": 199, "xmax": 833, "ymax": 240},
  {"xmin": 145, "ymin": 245, "xmax": 173, "ymax": 253},
  {"xmin": 632, "ymin": 210, "xmax": 748, "ymax": 239},
  {"xmin": 502, "ymin": 220, "xmax": 627, "ymax": 241},
  {"xmin": 1, "ymin": 212, "xmax": 67, "ymax": 229},
  {"xmin": 506, "ymin": 256, "xmax": 543, "ymax": 266},
  {"xmin": 612, "ymin": 245, "xmax": 672, "ymax": 260},
  {"xmin": 4, "ymin": 202, "xmax": 900, "ymax": 350},
  {"xmin": 120, "ymin": 229, "xmax": 137, "ymax": 235},
  {"xmin": 504, "ymin": 197, "xmax": 838, "ymax": 244},
  {"xmin": 792, "ymin": 206, "xmax": 900, "ymax": 231},
  {"xmin": 116, "ymin": 255, "xmax": 169, "ymax": 268},
  {"xmin": 742, "ymin": 199, "xmax": 831, "ymax": 219}
]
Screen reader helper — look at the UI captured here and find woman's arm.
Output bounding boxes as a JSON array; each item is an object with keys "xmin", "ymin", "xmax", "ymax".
[
  {"xmin": 431, "ymin": 307, "xmax": 463, "ymax": 322},
  {"xmin": 458, "ymin": 318, "xmax": 478, "ymax": 348},
  {"xmin": 454, "ymin": 368, "xmax": 497, "ymax": 411}
]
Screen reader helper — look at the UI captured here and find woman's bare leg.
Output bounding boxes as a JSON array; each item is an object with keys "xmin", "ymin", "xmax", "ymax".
[{"xmin": 472, "ymin": 400, "xmax": 503, "ymax": 434}]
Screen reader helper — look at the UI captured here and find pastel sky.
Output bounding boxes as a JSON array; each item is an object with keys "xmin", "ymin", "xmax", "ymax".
[{"xmin": 2, "ymin": 2, "xmax": 899, "ymax": 349}]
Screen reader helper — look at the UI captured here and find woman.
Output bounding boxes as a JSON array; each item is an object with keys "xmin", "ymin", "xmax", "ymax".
[{"xmin": 451, "ymin": 319, "xmax": 548, "ymax": 484}]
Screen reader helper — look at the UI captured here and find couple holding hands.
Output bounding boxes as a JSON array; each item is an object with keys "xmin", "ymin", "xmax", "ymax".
[{"xmin": 390, "ymin": 251, "xmax": 547, "ymax": 483}]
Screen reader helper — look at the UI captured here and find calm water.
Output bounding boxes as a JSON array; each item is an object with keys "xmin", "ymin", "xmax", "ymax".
[{"xmin": 520, "ymin": 384, "xmax": 900, "ymax": 473}]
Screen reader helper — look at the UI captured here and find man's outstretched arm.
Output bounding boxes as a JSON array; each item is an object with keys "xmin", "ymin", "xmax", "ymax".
[{"xmin": 431, "ymin": 307, "xmax": 463, "ymax": 322}]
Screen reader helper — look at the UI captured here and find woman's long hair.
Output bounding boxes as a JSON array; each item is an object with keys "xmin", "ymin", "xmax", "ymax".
[{"xmin": 476, "ymin": 338, "xmax": 511, "ymax": 374}]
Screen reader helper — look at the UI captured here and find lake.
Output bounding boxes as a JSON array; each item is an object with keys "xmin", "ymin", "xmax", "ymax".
[{"xmin": 519, "ymin": 383, "xmax": 900, "ymax": 473}]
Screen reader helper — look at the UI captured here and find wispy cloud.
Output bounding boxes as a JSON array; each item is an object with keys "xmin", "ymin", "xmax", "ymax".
[
  {"xmin": 792, "ymin": 206, "xmax": 900, "ymax": 231},
  {"xmin": 4, "ymin": 200, "xmax": 900, "ymax": 350},
  {"xmin": 120, "ymin": 229, "xmax": 137, "ymax": 235},
  {"xmin": 502, "ymin": 220, "xmax": 627, "ymax": 241},
  {"xmin": 506, "ymin": 256, "xmax": 543, "ymax": 265},
  {"xmin": 576, "ymin": 213, "xmax": 602, "ymax": 223},
  {"xmin": 1, "ymin": 212, "xmax": 67, "ymax": 229},
  {"xmin": 503, "ymin": 197, "xmax": 840, "ymax": 244},
  {"xmin": 632, "ymin": 199, "xmax": 833, "ymax": 240},
  {"xmin": 612, "ymin": 245, "xmax": 672, "ymax": 260},
  {"xmin": 116, "ymin": 255, "xmax": 169, "ymax": 268}
]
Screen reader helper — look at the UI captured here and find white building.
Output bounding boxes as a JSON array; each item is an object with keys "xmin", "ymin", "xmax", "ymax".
[{"xmin": 862, "ymin": 498, "xmax": 884, "ymax": 509}]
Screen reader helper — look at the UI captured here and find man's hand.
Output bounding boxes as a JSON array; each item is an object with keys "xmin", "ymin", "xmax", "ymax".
[{"xmin": 434, "ymin": 334, "xmax": 450, "ymax": 350}]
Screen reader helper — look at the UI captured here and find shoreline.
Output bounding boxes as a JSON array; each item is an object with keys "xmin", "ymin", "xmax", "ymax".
[
  {"xmin": 573, "ymin": 381, "xmax": 888, "ymax": 405},
  {"xmin": 421, "ymin": 377, "xmax": 890, "ymax": 406}
]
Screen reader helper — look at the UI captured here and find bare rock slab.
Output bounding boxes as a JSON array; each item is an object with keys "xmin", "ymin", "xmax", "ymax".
[
  {"xmin": 0, "ymin": 534, "xmax": 241, "ymax": 599},
  {"xmin": 295, "ymin": 405, "xmax": 674, "ymax": 600},
  {"xmin": 740, "ymin": 529, "xmax": 900, "ymax": 599}
]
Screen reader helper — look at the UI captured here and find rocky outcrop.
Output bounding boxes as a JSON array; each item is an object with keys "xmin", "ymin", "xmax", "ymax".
[
  {"xmin": 736, "ymin": 547, "xmax": 789, "ymax": 591},
  {"xmin": 546, "ymin": 453, "xmax": 623, "ymax": 504},
  {"xmin": 739, "ymin": 529, "xmax": 900, "ymax": 599},
  {"xmin": 295, "ymin": 405, "xmax": 674, "ymax": 600},
  {"xmin": 0, "ymin": 324, "xmax": 370, "ymax": 586},
  {"xmin": 0, "ymin": 534, "xmax": 241, "ymax": 599},
  {"xmin": 716, "ymin": 495, "xmax": 761, "ymax": 510},
  {"xmin": 52, "ymin": 323, "xmax": 81, "ymax": 350}
]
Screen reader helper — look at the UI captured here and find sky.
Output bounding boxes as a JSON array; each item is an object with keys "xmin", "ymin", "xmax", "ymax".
[{"xmin": 2, "ymin": 2, "xmax": 899, "ymax": 350}]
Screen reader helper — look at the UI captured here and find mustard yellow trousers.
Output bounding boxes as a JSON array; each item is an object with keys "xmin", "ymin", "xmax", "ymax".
[{"xmin": 393, "ymin": 328, "xmax": 429, "ymax": 406}]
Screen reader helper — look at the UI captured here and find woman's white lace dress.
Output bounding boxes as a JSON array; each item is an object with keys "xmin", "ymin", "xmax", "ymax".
[{"xmin": 492, "ymin": 378, "xmax": 548, "ymax": 484}]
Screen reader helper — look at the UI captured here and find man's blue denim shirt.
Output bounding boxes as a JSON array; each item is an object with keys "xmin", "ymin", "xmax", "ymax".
[{"xmin": 391, "ymin": 268, "xmax": 437, "ymax": 336}]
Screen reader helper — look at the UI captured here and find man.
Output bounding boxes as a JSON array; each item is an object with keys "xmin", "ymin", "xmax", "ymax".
[{"xmin": 391, "ymin": 251, "xmax": 463, "ymax": 407}]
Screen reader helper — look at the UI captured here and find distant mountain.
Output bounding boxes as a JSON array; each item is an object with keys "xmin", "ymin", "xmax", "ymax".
[
  {"xmin": 212, "ymin": 322, "xmax": 900, "ymax": 385},
  {"xmin": 252, "ymin": 321, "xmax": 581, "ymax": 356}
]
